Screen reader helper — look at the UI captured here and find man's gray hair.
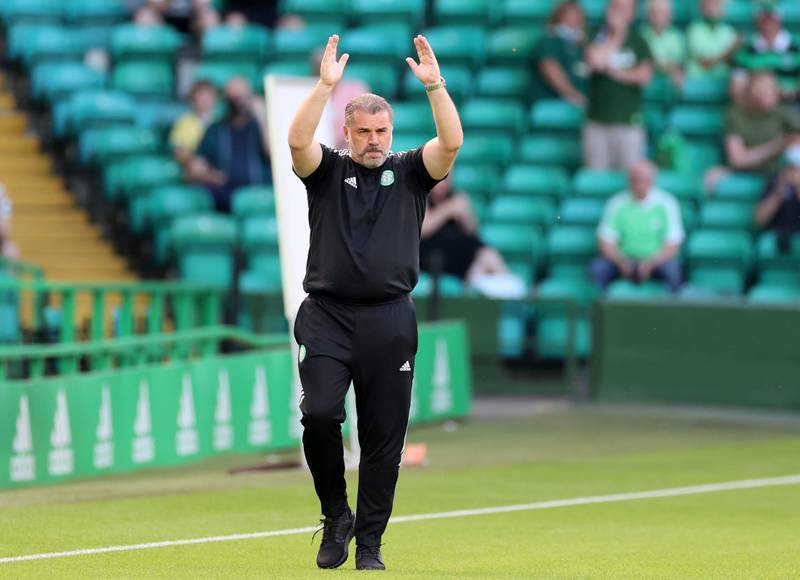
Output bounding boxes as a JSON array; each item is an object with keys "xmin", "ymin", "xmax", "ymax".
[{"xmin": 344, "ymin": 93, "xmax": 393, "ymax": 127}]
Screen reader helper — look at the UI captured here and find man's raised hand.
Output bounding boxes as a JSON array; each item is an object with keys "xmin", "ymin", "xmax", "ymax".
[
  {"xmin": 406, "ymin": 35, "xmax": 441, "ymax": 85},
  {"xmin": 319, "ymin": 34, "xmax": 349, "ymax": 87}
]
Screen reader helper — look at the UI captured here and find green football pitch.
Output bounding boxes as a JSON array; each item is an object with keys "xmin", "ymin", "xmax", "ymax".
[{"xmin": 2, "ymin": 402, "xmax": 800, "ymax": 578}]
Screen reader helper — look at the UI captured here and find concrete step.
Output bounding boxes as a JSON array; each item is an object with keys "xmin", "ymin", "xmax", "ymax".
[
  {"xmin": 0, "ymin": 115, "xmax": 27, "ymax": 132},
  {"xmin": 0, "ymin": 156, "xmax": 52, "ymax": 172}
]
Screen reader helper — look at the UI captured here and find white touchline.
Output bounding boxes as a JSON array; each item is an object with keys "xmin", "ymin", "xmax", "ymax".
[{"xmin": 2, "ymin": 473, "xmax": 799, "ymax": 565}]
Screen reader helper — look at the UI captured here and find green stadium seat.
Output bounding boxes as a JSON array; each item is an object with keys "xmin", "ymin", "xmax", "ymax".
[
  {"xmin": 475, "ymin": 66, "xmax": 531, "ymax": 100},
  {"xmin": 747, "ymin": 283, "xmax": 800, "ymax": 305},
  {"xmin": 17, "ymin": 26, "xmax": 84, "ymax": 67},
  {"xmin": 655, "ymin": 171, "xmax": 701, "ymax": 201},
  {"xmin": 148, "ymin": 185, "xmax": 213, "ymax": 265},
  {"xmin": 57, "ymin": 90, "xmax": 137, "ymax": 139},
  {"xmin": 755, "ymin": 231, "xmax": 800, "ymax": 283},
  {"xmin": 412, "ymin": 272, "xmax": 466, "ymax": 298},
  {"xmin": 685, "ymin": 142, "xmax": 723, "ymax": 176},
  {"xmin": 499, "ymin": 0, "xmax": 555, "ymax": 25},
  {"xmin": 240, "ymin": 215, "xmax": 279, "ymax": 260},
  {"xmin": 452, "ymin": 163, "xmax": 502, "ymax": 198},
  {"xmin": 534, "ymin": 276, "xmax": 597, "ymax": 359},
  {"xmin": 392, "ymin": 101, "xmax": 435, "ymax": 134},
  {"xmin": 110, "ymin": 24, "xmax": 182, "ymax": 64},
  {"xmin": 231, "ymin": 185, "xmax": 276, "ymax": 223},
  {"xmin": 461, "ymin": 98, "xmax": 527, "ymax": 135},
  {"xmin": 271, "ymin": 27, "xmax": 329, "ymax": 61},
  {"xmin": 606, "ymin": 280, "xmax": 671, "ymax": 300},
  {"xmin": 722, "ymin": 0, "xmax": 755, "ymax": 29},
  {"xmin": 262, "ymin": 60, "xmax": 310, "ymax": 78},
  {"xmin": 517, "ymin": 134, "xmax": 581, "ymax": 169},
  {"xmin": 486, "ymin": 26, "xmax": 541, "ymax": 65},
  {"xmin": 546, "ymin": 226, "xmax": 597, "ymax": 268},
  {"xmin": 420, "ymin": 26, "xmax": 487, "ymax": 68},
  {"xmin": 488, "ymin": 196, "xmax": 556, "ymax": 229},
  {"xmin": 581, "ymin": 0, "xmax": 608, "ymax": 23},
  {"xmin": 79, "ymin": 126, "xmax": 161, "ymax": 166},
  {"xmin": 343, "ymin": 62, "xmax": 400, "ymax": 99},
  {"xmin": 72, "ymin": 25, "xmax": 116, "ymax": 53},
  {"xmin": 112, "ymin": 61, "xmax": 174, "ymax": 99},
  {"xmin": 391, "ymin": 133, "xmax": 429, "ymax": 153},
  {"xmin": 712, "ymin": 173, "xmax": 766, "ymax": 203},
  {"xmin": 63, "ymin": 0, "xmax": 127, "ymax": 25},
  {"xmin": 1, "ymin": 0, "xmax": 61, "ymax": 26},
  {"xmin": 403, "ymin": 65, "xmax": 473, "ymax": 102},
  {"xmin": 687, "ymin": 229, "xmax": 753, "ymax": 277},
  {"xmin": 105, "ymin": 155, "xmax": 182, "ymax": 202},
  {"xmin": 193, "ymin": 61, "xmax": 261, "ymax": 91},
  {"xmin": 676, "ymin": 284, "xmax": 729, "ymax": 302},
  {"xmin": 481, "ymin": 223, "xmax": 544, "ymax": 267},
  {"xmin": 134, "ymin": 100, "xmax": 190, "ymax": 131},
  {"xmin": 535, "ymin": 316, "xmax": 592, "ymax": 359},
  {"xmin": 502, "ymin": 165, "xmax": 569, "ymax": 200},
  {"xmin": 339, "ymin": 25, "xmax": 411, "ymax": 63},
  {"xmin": 457, "ymin": 134, "xmax": 514, "ymax": 166},
  {"xmin": 352, "ymin": 0, "xmax": 426, "ymax": 28},
  {"xmin": 557, "ymin": 198, "xmax": 605, "ymax": 227},
  {"xmin": 680, "ymin": 200, "xmax": 698, "ymax": 232},
  {"xmin": 529, "ymin": 99, "xmax": 584, "ymax": 133},
  {"xmin": 573, "ymin": 169, "xmax": 627, "ymax": 198},
  {"xmin": 700, "ymin": 201, "xmax": 755, "ymax": 231},
  {"xmin": 172, "ymin": 214, "xmax": 238, "ymax": 291},
  {"xmin": 202, "ymin": 24, "xmax": 271, "ymax": 64},
  {"xmin": 280, "ymin": 0, "xmax": 349, "ymax": 28},
  {"xmin": 680, "ymin": 75, "xmax": 729, "ymax": 104},
  {"xmin": 644, "ymin": 73, "xmax": 677, "ymax": 105},
  {"xmin": 30, "ymin": 62, "xmax": 105, "ymax": 103},
  {"xmin": 688, "ymin": 267, "xmax": 745, "ymax": 295},
  {"xmin": 668, "ymin": 106, "xmax": 724, "ymax": 141},
  {"xmin": 433, "ymin": 0, "xmax": 497, "ymax": 27}
]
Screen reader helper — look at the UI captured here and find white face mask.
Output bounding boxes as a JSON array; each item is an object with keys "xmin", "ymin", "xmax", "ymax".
[
  {"xmin": 785, "ymin": 145, "xmax": 800, "ymax": 168},
  {"xmin": 556, "ymin": 25, "xmax": 584, "ymax": 43}
]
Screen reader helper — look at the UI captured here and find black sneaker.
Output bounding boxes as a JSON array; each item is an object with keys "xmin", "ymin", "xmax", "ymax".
[
  {"xmin": 355, "ymin": 544, "xmax": 385, "ymax": 570},
  {"xmin": 314, "ymin": 507, "xmax": 355, "ymax": 569}
]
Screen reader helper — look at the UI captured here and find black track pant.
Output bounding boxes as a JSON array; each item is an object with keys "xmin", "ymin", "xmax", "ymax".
[{"xmin": 294, "ymin": 293, "xmax": 417, "ymax": 548}]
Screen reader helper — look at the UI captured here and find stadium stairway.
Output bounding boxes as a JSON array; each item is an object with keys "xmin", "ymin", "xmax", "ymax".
[{"xmin": 1, "ymin": 72, "xmax": 134, "ymax": 284}]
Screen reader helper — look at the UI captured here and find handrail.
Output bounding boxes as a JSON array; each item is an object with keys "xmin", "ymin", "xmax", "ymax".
[
  {"xmin": 0, "ymin": 325, "xmax": 290, "ymax": 382},
  {"xmin": 0, "ymin": 257, "xmax": 45, "ymax": 281}
]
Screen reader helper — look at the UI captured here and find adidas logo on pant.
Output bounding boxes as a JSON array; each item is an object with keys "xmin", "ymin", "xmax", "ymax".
[{"xmin": 399, "ymin": 361, "xmax": 411, "ymax": 372}]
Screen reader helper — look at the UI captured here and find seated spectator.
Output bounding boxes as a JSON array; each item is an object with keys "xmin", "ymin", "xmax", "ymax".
[
  {"xmin": 187, "ymin": 76, "xmax": 272, "ymax": 212},
  {"xmin": 591, "ymin": 160, "xmax": 684, "ymax": 293},
  {"xmin": 421, "ymin": 179, "xmax": 524, "ymax": 298},
  {"xmin": 583, "ymin": 0, "xmax": 653, "ymax": 170},
  {"xmin": 725, "ymin": 71, "xmax": 800, "ymax": 175},
  {"xmin": 640, "ymin": 0, "xmax": 686, "ymax": 87},
  {"xmin": 754, "ymin": 145, "xmax": 800, "ymax": 251},
  {"xmin": 530, "ymin": 0, "xmax": 588, "ymax": 107},
  {"xmin": 132, "ymin": 2, "xmax": 164, "ymax": 26},
  {"xmin": 731, "ymin": 6, "xmax": 800, "ymax": 103},
  {"xmin": 169, "ymin": 80, "xmax": 218, "ymax": 165},
  {"xmin": 686, "ymin": 0, "xmax": 739, "ymax": 78}
]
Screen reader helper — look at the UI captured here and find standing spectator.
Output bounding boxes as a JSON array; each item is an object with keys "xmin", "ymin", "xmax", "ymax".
[
  {"xmin": 583, "ymin": 0, "xmax": 653, "ymax": 170},
  {"xmin": 591, "ymin": 160, "xmax": 684, "ymax": 293},
  {"xmin": 641, "ymin": 0, "xmax": 686, "ymax": 87},
  {"xmin": 731, "ymin": 6, "xmax": 800, "ymax": 103},
  {"xmin": 725, "ymin": 71, "xmax": 800, "ymax": 174},
  {"xmin": 530, "ymin": 0, "xmax": 588, "ymax": 107},
  {"xmin": 686, "ymin": 0, "xmax": 739, "ymax": 78},
  {"xmin": 421, "ymin": 178, "xmax": 523, "ymax": 297},
  {"xmin": 187, "ymin": 76, "xmax": 272, "ymax": 212},
  {"xmin": 754, "ymin": 145, "xmax": 800, "ymax": 252},
  {"xmin": 169, "ymin": 80, "xmax": 218, "ymax": 165}
]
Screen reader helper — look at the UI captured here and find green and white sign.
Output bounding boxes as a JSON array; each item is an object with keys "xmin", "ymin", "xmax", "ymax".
[{"xmin": 0, "ymin": 322, "xmax": 471, "ymax": 489}]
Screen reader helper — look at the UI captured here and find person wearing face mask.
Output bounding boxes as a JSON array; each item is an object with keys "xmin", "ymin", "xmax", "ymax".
[
  {"xmin": 640, "ymin": 0, "xmax": 686, "ymax": 88},
  {"xmin": 583, "ymin": 0, "xmax": 653, "ymax": 170},
  {"xmin": 188, "ymin": 76, "xmax": 272, "ymax": 212},
  {"xmin": 530, "ymin": 0, "xmax": 588, "ymax": 106},
  {"xmin": 731, "ymin": 6, "xmax": 800, "ymax": 103},
  {"xmin": 755, "ymin": 146, "xmax": 800, "ymax": 253},
  {"xmin": 725, "ymin": 71, "xmax": 800, "ymax": 175},
  {"xmin": 686, "ymin": 0, "xmax": 740, "ymax": 78}
]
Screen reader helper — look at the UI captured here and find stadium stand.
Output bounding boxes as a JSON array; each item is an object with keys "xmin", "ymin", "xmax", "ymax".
[{"xmin": 2, "ymin": 0, "xmax": 799, "ymax": 359}]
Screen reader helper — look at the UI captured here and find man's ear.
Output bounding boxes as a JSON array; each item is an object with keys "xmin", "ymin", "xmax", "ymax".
[{"xmin": 342, "ymin": 125, "xmax": 350, "ymax": 146}]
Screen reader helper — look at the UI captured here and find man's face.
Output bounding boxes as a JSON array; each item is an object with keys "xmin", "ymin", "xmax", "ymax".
[
  {"xmin": 757, "ymin": 13, "xmax": 781, "ymax": 41},
  {"xmin": 344, "ymin": 110, "xmax": 393, "ymax": 168},
  {"xmin": 648, "ymin": 1, "xmax": 672, "ymax": 30},
  {"xmin": 607, "ymin": 0, "xmax": 635, "ymax": 29},
  {"xmin": 629, "ymin": 162, "xmax": 655, "ymax": 199},
  {"xmin": 750, "ymin": 75, "xmax": 779, "ymax": 111},
  {"xmin": 702, "ymin": 0, "xmax": 723, "ymax": 19}
]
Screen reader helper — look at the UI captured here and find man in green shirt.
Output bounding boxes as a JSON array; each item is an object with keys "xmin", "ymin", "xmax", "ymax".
[
  {"xmin": 725, "ymin": 71, "xmax": 800, "ymax": 174},
  {"xmin": 641, "ymin": 0, "xmax": 686, "ymax": 87},
  {"xmin": 584, "ymin": 0, "xmax": 654, "ymax": 169},
  {"xmin": 591, "ymin": 159, "xmax": 685, "ymax": 292},
  {"xmin": 686, "ymin": 0, "xmax": 740, "ymax": 78}
]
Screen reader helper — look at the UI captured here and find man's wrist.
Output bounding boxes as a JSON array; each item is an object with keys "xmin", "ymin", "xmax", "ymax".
[{"xmin": 424, "ymin": 77, "xmax": 446, "ymax": 92}]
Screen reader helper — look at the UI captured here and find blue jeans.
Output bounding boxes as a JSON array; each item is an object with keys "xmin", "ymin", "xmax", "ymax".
[{"xmin": 590, "ymin": 257, "xmax": 683, "ymax": 293}]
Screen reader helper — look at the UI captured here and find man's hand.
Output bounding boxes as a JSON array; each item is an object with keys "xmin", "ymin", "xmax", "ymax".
[
  {"xmin": 319, "ymin": 34, "xmax": 349, "ymax": 87},
  {"xmin": 618, "ymin": 259, "xmax": 636, "ymax": 279},
  {"xmin": 637, "ymin": 260, "xmax": 655, "ymax": 282},
  {"xmin": 406, "ymin": 35, "xmax": 441, "ymax": 85}
]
